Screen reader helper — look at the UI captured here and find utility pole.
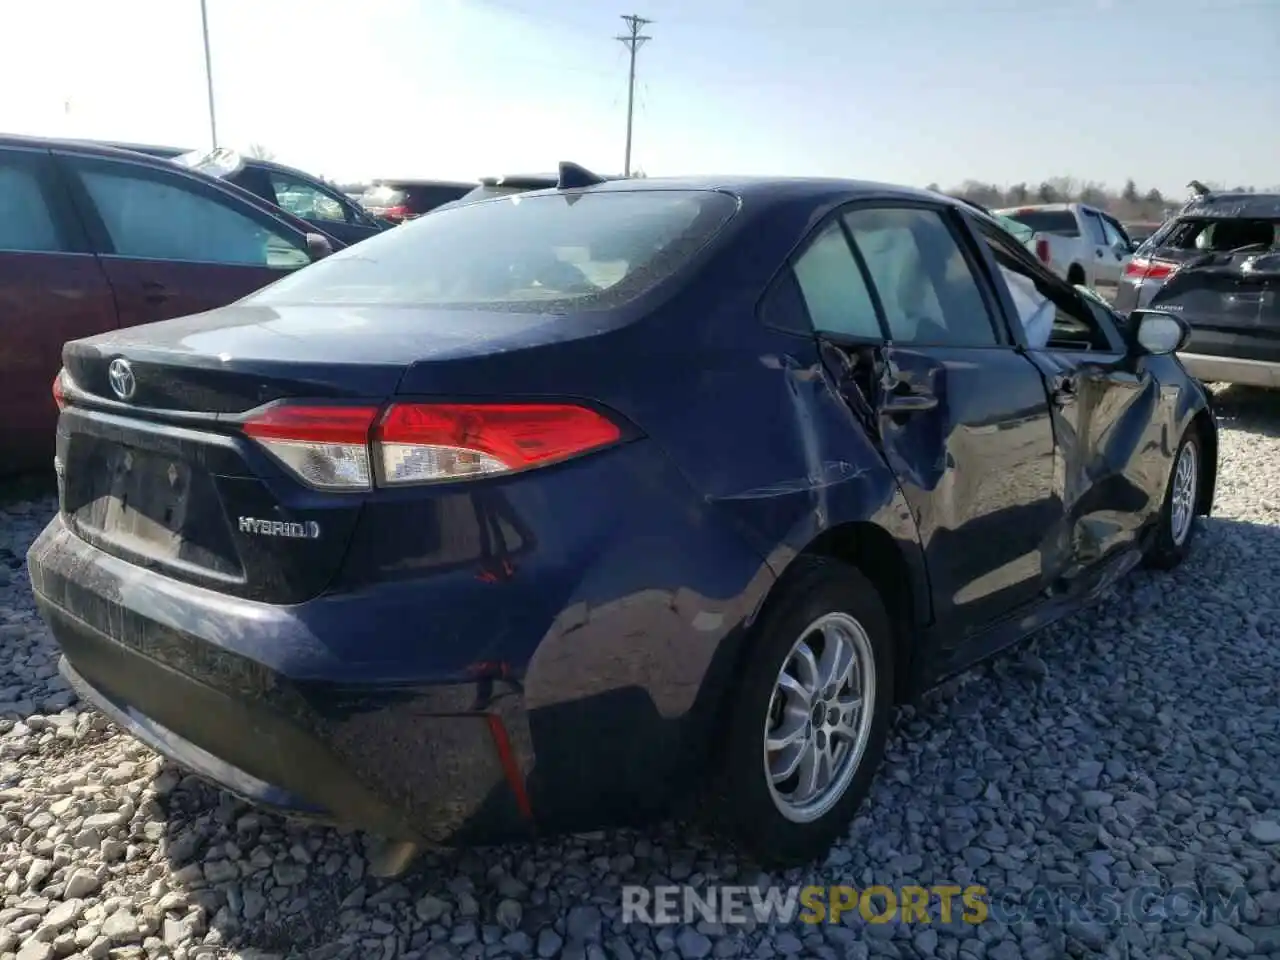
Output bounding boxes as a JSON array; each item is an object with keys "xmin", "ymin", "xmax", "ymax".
[
  {"xmin": 199, "ymin": 0, "xmax": 219, "ymax": 148},
  {"xmin": 616, "ymin": 14, "xmax": 651, "ymax": 177}
]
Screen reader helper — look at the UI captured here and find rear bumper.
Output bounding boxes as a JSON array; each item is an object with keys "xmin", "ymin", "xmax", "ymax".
[
  {"xmin": 29, "ymin": 516, "xmax": 535, "ymax": 846},
  {"xmin": 1178, "ymin": 352, "xmax": 1280, "ymax": 389}
]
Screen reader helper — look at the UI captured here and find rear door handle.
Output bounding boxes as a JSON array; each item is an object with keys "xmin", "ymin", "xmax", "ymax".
[
  {"xmin": 880, "ymin": 380, "xmax": 938, "ymax": 413},
  {"xmin": 141, "ymin": 280, "xmax": 171, "ymax": 305},
  {"xmin": 1050, "ymin": 373, "xmax": 1078, "ymax": 406}
]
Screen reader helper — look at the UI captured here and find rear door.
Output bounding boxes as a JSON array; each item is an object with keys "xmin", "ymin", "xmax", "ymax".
[
  {"xmin": 1078, "ymin": 207, "xmax": 1117, "ymax": 291},
  {"xmin": 0, "ymin": 146, "xmax": 117, "ymax": 473},
  {"xmin": 800, "ymin": 201, "xmax": 1062, "ymax": 641},
  {"xmin": 54, "ymin": 152, "xmax": 313, "ymax": 328},
  {"xmin": 1095, "ymin": 213, "xmax": 1133, "ymax": 300}
]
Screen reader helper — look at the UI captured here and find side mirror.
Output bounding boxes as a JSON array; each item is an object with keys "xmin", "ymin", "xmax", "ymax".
[
  {"xmin": 1130, "ymin": 310, "xmax": 1190, "ymax": 356},
  {"xmin": 305, "ymin": 233, "xmax": 334, "ymax": 261}
]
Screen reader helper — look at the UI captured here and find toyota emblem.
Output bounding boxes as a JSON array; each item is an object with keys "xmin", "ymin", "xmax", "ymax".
[{"xmin": 107, "ymin": 358, "xmax": 136, "ymax": 401}]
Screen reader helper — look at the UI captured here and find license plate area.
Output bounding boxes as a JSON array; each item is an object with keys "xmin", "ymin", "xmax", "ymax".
[
  {"xmin": 99, "ymin": 446, "xmax": 189, "ymax": 557},
  {"xmin": 68, "ymin": 442, "xmax": 242, "ymax": 578}
]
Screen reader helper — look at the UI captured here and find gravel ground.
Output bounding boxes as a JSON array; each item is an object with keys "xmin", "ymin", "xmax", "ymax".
[{"xmin": 2, "ymin": 386, "xmax": 1279, "ymax": 960}]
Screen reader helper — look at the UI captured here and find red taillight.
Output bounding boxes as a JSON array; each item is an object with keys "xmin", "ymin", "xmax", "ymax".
[
  {"xmin": 1035, "ymin": 238, "xmax": 1051, "ymax": 264},
  {"xmin": 374, "ymin": 403, "xmax": 622, "ymax": 485},
  {"xmin": 1123, "ymin": 257, "xmax": 1178, "ymax": 282},
  {"xmin": 52, "ymin": 370, "xmax": 66, "ymax": 411},
  {"xmin": 242, "ymin": 401, "xmax": 622, "ymax": 490},
  {"xmin": 243, "ymin": 404, "xmax": 380, "ymax": 491},
  {"xmin": 382, "ymin": 205, "xmax": 411, "ymax": 220}
]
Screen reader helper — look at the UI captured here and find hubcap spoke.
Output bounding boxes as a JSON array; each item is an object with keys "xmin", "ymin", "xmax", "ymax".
[
  {"xmin": 792, "ymin": 642, "xmax": 821, "ymax": 696},
  {"xmin": 818, "ymin": 622, "xmax": 855, "ymax": 694}
]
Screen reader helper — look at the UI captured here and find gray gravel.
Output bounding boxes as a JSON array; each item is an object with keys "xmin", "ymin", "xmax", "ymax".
[{"xmin": 2, "ymin": 385, "xmax": 1279, "ymax": 960}]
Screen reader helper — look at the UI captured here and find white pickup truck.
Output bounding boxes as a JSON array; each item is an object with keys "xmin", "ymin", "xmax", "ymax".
[{"xmin": 992, "ymin": 203, "xmax": 1138, "ymax": 299}]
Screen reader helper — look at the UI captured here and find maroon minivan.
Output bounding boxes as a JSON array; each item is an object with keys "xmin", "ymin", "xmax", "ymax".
[{"xmin": 0, "ymin": 135, "xmax": 341, "ymax": 476}]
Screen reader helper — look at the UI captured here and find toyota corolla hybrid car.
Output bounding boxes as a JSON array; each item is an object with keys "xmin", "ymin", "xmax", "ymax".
[{"xmin": 28, "ymin": 165, "xmax": 1217, "ymax": 873}]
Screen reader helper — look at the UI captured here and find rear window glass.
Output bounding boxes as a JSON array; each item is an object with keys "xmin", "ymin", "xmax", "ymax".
[
  {"xmin": 247, "ymin": 189, "xmax": 739, "ymax": 311},
  {"xmin": 1154, "ymin": 217, "xmax": 1279, "ymax": 252},
  {"xmin": 1000, "ymin": 210, "xmax": 1079, "ymax": 237}
]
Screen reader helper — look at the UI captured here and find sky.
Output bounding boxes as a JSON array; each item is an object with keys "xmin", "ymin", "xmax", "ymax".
[{"xmin": 2, "ymin": 0, "xmax": 1276, "ymax": 194}]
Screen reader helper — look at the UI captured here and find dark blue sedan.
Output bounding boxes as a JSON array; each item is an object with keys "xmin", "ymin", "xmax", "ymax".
[{"xmin": 28, "ymin": 165, "xmax": 1218, "ymax": 874}]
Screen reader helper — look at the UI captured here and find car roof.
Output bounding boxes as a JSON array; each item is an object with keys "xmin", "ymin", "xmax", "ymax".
[
  {"xmin": 477, "ymin": 174, "xmax": 967, "ymax": 207},
  {"xmin": 1178, "ymin": 192, "xmax": 1280, "ymax": 218}
]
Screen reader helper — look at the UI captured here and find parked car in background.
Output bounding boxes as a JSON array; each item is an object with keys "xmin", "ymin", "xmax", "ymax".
[
  {"xmin": 0, "ymin": 134, "xmax": 340, "ymax": 475},
  {"xmin": 28, "ymin": 165, "xmax": 1216, "ymax": 874},
  {"xmin": 170, "ymin": 149, "xmax": 390, "ymax": 246},
  {"xmin": 1114, "ymin": 191, "xmax": 1280, "ymax": 388},
  {"xmin": 359, "ymin": 179, "xmax": 475, "ymax": 222},
  {"xmin": 993, "ymin": 202, "xmax": 1136, "ymax": 298},
  {"xmin": 91, "ymin": 141, "xmax": 390, "ymax": 246}
]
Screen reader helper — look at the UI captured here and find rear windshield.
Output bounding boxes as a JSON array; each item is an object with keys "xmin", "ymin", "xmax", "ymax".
[
  {"xmin": 1151, "ymin": 217, "xmax": 1279, "ymax": 252},
  {"xmin": 248, "ymin": 189, "xmax": 740, "ymax": 311},
  {"xmin": 1000, "ymin": 210, "xmax": 1079, "ymax": 237}
]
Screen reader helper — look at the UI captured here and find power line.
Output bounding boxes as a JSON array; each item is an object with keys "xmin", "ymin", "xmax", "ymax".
[
  {"xmin": 616, "ymin": 13, "xmax": 651, "ymax": 178},
  {"xmin": 199, "ymin": 0, "xmax": 218, "ymax": 148}
]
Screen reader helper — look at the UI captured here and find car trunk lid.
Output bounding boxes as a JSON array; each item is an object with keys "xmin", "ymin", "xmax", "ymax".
[{"xmin": 55, "ymin": 302, "xmax": 634, "ymax": 604}]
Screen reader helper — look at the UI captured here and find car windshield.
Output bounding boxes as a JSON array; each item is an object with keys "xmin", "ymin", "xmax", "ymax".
[
  {"xmin": 999, "ymin": 209, "xmax": 1079, "ymax": 237},
  {"xmin": 247, "ymin": 189, "xmax": 739, "ymax": 311}
]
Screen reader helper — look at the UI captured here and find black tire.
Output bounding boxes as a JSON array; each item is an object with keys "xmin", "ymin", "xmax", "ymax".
[
  {"xmin": 1067, "ymin": 265, "xmax": 1085, "ymax": 285},
  {"xmin": 709, "ymin": 557, "xmax": 894, "ymax": 867},
  {"xmin": 1144, "ymin": 424, "xmax": 1203, "ymax": 570}
]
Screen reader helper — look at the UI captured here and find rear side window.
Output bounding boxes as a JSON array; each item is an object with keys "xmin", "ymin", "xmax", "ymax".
[
  {"xmin": 248, "ymin": 190, "xmax": 739, "ymax": 311},
  {"xmin": 791, "ymin": 221, "xmax": 881, "ymax": 338},
  {"xmin": 74, "ymin": 163, "xmax": 311, "ymax": 269},
  {"xmin": 0, "ymin": 156, "xmax": 64, "ymax": 254},
  {"xmin": 1000, "ymin": 209, "xmax": 1079, "ymax": 237},
  {"xmin": 843, "ymin": 207, "xmax": 998, "ymax": 347}
]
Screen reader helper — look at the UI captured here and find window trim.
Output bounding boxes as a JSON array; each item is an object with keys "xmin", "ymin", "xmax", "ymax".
[
  {"xmin": 0, "ymin": 146, "xmax": 94, "ymax": 256},
  {"xmin": 54, "ymin": 151, "xmax": 310, "ymax": 266}
]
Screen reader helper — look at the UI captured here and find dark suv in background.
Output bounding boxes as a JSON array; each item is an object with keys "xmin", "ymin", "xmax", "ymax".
[
  {"xmin": 1115, "ymin": 192, "xmax": 1280, "ymax": 388},
  {"xmin": 94, "ymin": 141, "xmax": 389, "ymax": 246}
]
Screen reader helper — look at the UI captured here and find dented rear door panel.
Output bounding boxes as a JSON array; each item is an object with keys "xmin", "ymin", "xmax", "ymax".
[{"xmin": 870, "ymin": 343, "xmax": 1061, "ymax": 637}]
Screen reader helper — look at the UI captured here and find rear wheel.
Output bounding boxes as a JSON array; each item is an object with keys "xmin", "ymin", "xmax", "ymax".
[
  {"xmin": 1066, "ymin": 264, "xmax": 1085, "ymax": 285},
  {"xmin": 1144, "ymin": 425, "xmax": 1202, "ymax": 570},
  {"xmin": 710, "ymin": 559, "xmax": 893, "ymax": 867}
]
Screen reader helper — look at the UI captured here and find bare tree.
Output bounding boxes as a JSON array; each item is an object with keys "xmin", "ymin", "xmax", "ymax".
[{"xmin": 246, "ymin": 143, "xmax": 276, "ymax": 161}]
